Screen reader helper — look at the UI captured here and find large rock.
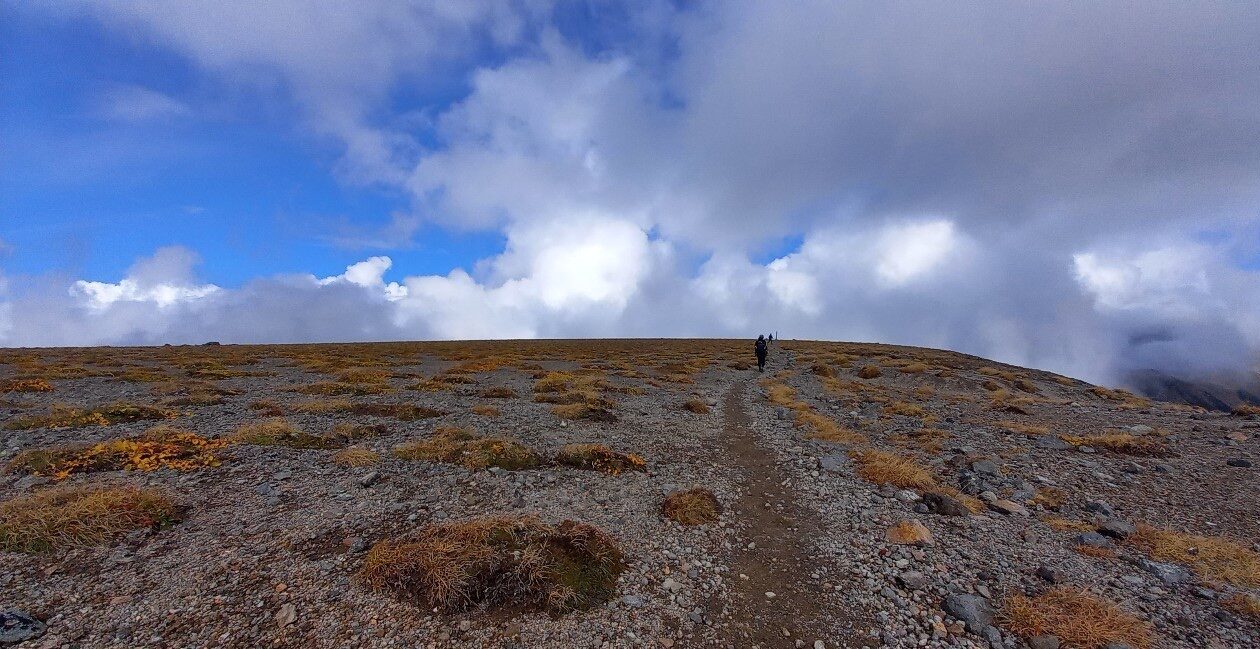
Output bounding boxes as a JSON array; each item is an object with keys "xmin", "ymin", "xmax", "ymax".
[
  {"xmin": 1075, "ymin": 532, "xmax": 1114, "ymax": 548},
  {"xmin": 818, "ymin": 454, "xmax": 850, "ymax": 473},
  {"xmin": 1097, "ymin": 518, "xmax": 1136, "ymax": 539},
  {"xmin": 923, "ymin": 492, "xmax": 971, "ymax": 516},
  {"xmin": 1138, "ymin": 558, "xmax": 1192, "ymax": 585},
  {"xmin": 970, "ymin": 459, "xmax": 1002, "ymax": 476},
  {"xmin": 1028, "ymin": 636, "xmax": 1061, "ymax": 649},
  {"xmin": 886, "ymin": 520, "xmax": 934, "ymax": 546},
  {"xmin": 1035, "ymin": 436, "xmax": 1070, "ymax": 451},
  {"xmin": 988, "ymin": 499, "xmax": 1029, "ymax": 516},
  {"xmin": 0, "ymin": 610, "xmax": 46, "ymax": 645},
  {"xmin": 943, "ymin": 593, "xmax": 995, "ymax": 634}
]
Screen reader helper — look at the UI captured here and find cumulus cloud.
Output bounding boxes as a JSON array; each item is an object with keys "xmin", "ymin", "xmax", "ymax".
[{"xmin": 7, "ymin": 2, "xmax": 1260, "ymax": 389}]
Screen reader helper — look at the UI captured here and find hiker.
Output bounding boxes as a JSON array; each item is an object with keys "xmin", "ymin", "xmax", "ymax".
[{"xmin": 755, "ymin": 334, "xmax": 768, "ymax": 372}]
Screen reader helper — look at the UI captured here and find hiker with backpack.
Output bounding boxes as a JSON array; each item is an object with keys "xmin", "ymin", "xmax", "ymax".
[{"xmin": 755, "ymin": 335, "xmax": 769, "ymax": 372}]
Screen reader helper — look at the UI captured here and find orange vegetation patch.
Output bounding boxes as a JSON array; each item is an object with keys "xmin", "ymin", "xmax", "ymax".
[
  {"xmin": 5, "ymin": 426, "xmax": 224, "ymax": 479},
  {"xmin": 857, "ymin": 365, "xmax": 882, "ymax": 379},
  {"xmin": 0, "ymin": 485, "xmax": 181, "ymax": 553},
  {"xmin": 360, "ymin": 515, "xmax": 625, "ymax": 612},
  {"xmin": 1060, "ymin": 433, "xmax": 1167, "ymax": 457},
  {"xmin": 662, "ymin": 488, "xmax": 721, "ymax": 525},
  {"xmin": 1001, "ymin": 587, "xmax": 1153, "ymax": 649},
  {"xmin": 332, "ymin": 446, "xmax": 380, "ymax": 467},
  {"xmin": 682, "ymin": 399, "xmax": 710, "ymax": 414},
  {"xmin": 0, "ymin": 378, "xmax": 54, "ymax": 393}
]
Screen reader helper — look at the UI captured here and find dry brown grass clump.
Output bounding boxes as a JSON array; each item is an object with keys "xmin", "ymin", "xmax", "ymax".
[
  {"xmin": 6, "ymin": 426, "xmax": 224, "ymax": 478},
  {"xmin": 811, "ymin": 363, "xmax": 836, "ymax": 378},
  {"xmin": 884, "ymin": 401, "xmax": 929, "ymax": 419},
  {"xmin": 851, "ymin": 449, "xmax": 937, "ymax": 491},
  {"xmin": 556, "ymin": 444, "xmax": 646, "ymax": 475},
  {"xmin": 662, "ymin": 488, "xmax": 722, "ymax": 525},
  {"xmin": 1060, "ymin": 433, "xmax": 1167, "ymax": 457},
  {"xmin": 231, "ymin": 418, "xmax": 343, "ymax": 449},
  {"xmin": 249, "ymin": 399, "xmax": 285, "ymax": 416},
  {"xmin": 1128, "ymin": 524, "xmax": 1260, "ymax": 587},
  {"xmin": 796, "ymin": 409, "xmax": 865, "ymax": 444},
  {"xmin": 332, "ymin": 446, "xmax": 381, "ymax": 467},
  {"xmin": 291, "ymin": 381, "xmax": 393, "ymax": 396},
  {"xmin": 289, "ymin": 398, "xmax": 354, "ymax": 414},
  {"xmin": 682, "ymin": 399, "xmax": 710, "ymax": 414},
  {"xmin": 857, "ymin": 365, "xmax": 882, "ymax": 379},
  {"xmin": 765, "ymin": 382, "xmax": 796, "ymax": 406},
  {"xmin": 1001, "ymin": 587, "xmax": 1153, "ymax": 649},
  {"xmin": 395, "ymin": 426, "xmax": 540, "ymax": 471},
  {"xmin": 1074, "ymin": 544, "xmax": 1117, "ymax": 559},
  {"xmin": 360, "ymin": 515, "xmax": 625, "ymax": 612},
  {"xmin": 0, "ymin": 485, "xmax": 181, "ymax": 553},
  {"xmin": 479, "ymin": 387, "xmax": 517, "ymax": 398},
  {"xmin": 1088, "ymin": 386, "xmax": 1151, "ymax": 408},
  {"xmin": 5, "ymin": 402, "xmax": 178, "ymax": 430},
  {"xmin": 1232, "ymin": 403, "xmax": 1260, "ymax": 417},
  {"xmin": 898, "ymin": 362, "xmax": 929, "ymax": 374},
  {"xmin": 1222, "ymin": 593, "xmax": 1260, "ymax": 619},
  {"xmin": 0, "ymin": 378, "xmax": 54, "ymax": 393},
  {"xmin": 1041, "ymin": 515, "xmax": 1094, "ymax": 533},
  {"xmin": 350, "ymin": 402, "xmax": 446, "ymax": 421},
  {"xmin": 551, "ymin": 402, "xmax": 618, "ymax": 422},
  {"xmin": 471, "ymin": 404, "xmax": 501, "ymax": 417}
]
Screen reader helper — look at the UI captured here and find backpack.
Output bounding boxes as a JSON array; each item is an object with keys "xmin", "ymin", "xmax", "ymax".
[{"xmin": 755, "ymin": 339, "xmax": 767, "ymax": 355}]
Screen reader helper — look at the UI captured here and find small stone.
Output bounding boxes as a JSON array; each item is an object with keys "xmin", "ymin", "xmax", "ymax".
[
  {"xmin": 1226, "ymin": 458, "xmax": 1252, "ymax": 468},
  {"xmin": 922, "ymin": 492, "xmax": 970, "ymax": 516},
  {"xmin": 663, "ymin": 578, "xmax": 683, "ymax": 593},
  {"xmin": 1084, "ymin": 501, "xmax": 1115, "ymax": 517},
  {"xmin": 970, "ymin": 460, "xmax": 1001, "ymax": 476},
  {"xmin": 814, "ymin": 642, "xmax": 825, "ymax": 649},
  {"xmin": 897, "ymin": 571, "xmax": 929, "ymax": 590},
  {"xmin": 622, "ymin": 595, "xmax": 645, "ymax": 608},
  {"xmin": 1035, "ymin": 565, "xmax": 1065, "ymax": 584},
  {"xmin": 818, "ymin": 454, "xmax": 849, "ymax": 473},
  {"xmin": 1138, "ymin": 559, "xmax": 1191, "ymax": 585},
  {"xmin": 1035, "ymin": 436, "xmax": 1070, "ymax": 451},
  {"xmin": 1128, "ymin": 425, "xmax": 1153, "ymax": 436},
  {"xmin": 275, "ymin": 603, "xmax": 297, "ymax": 627},
  {"xmin": 359, "ymin": 471, "xmax": 380, "ymax": 487},
  {"xmin": 765, "ymin": 592, "xmax": 776, "ymax": 599},
  {"xmin": 1028, "ymin": 635, "xmax": 1061, "ymax": 649}
]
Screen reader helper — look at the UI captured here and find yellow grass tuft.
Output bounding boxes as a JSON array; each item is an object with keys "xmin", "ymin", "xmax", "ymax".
[
  {"xmin": 1001, "ymin": 587, "xmax": 1153, "ymax": 649},
  {"xmin": 1222, "ymin": 593, "xmax": 1260, "ymax": 619},
  {"xmin": 1060, "ymin": 433, "xmax": 1167, "ymax": 457},
  {"xmin": 471, "ymin": 404, "xmax": 501, "ymax": 417},
  {"xmin": 231, "ymin": 418, "xmax": 348, "ymax": 449},
  {"xmin": 662, "ymin": 488, "xmax": 722, "ymax": 525},
  {"xmin": 1232, "ymin": 403, "xmax": 1260, "ymax": 417},
  {"xmin": 332, "ymin": 446, "xmax": 380, "ymax": 467},
  {"xmin": 0, "ymin": 485, "xmax": 181, "ymax": 553},
  {"xmin": 851, "ymin": 449, "xmax": 937, "ymax": 491},
  {"xmin": 1128, "ymin": 524, "xmax": 1260, "ymax": 587}
]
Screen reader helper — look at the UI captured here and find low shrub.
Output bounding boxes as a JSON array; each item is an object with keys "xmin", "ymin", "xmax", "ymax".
[
  {"xmin": 1001, "ymin": 587, "xmax": 1153, "ymax": 649},
  {"xmin": 662, "ymin": 488, "xmax": 721, "ymax": 525},
  {"xmin": 0, "ymin": 485, "xmax": 181, "ymax": 553},
  {"xmin": 5, "ymin": 402, "xmax": 178, "ymax": 430},
  {"xmin": 394, "ymin": 426, "xmax": 540, "ymax": 471},
  {"xmin": 856, "ymin": 365, "xmax": 882, "ymax": 379},
  {"xmin": 360, "ymin": 515, "xmax": 625, "ymax": 612},
  {"xmin": 231, "ymin": 418, "xmax": 339, "ymax": 449},
  {"xmin": 682, "ymin": 399, "xmax": 710, "ymax": 414},
  {"xmin": 1060, "ymin": 433, "xmax": 1167, "ymax": 457},
  {"xmin": 471, "ymin": 404, "xmax": 501, "ymax": 417},
  {"xmin": 551, "ymin": 402, "xmax": 617, "ymax": 422},
  {"xmin": 5, "ymin": 425, "xmax": 224, "ymax": 478},
  {"xmin": 556, "ymin": 444, "xmax": 645, "ymax": 475}
]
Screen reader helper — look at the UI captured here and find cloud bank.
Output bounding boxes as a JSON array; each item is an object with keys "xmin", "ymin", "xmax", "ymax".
[{"xmin": 5, "ymin": 1, "xmax": 1260, "ymax": 388}]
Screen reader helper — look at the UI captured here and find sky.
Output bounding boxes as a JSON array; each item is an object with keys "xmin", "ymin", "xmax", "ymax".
[{"xmin": 2, "ymin": 1, "xmax": 1260, "ymax": 387}]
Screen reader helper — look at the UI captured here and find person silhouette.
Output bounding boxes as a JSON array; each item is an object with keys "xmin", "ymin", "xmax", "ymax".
[{"xmin": 754, "ymin": 335, "xmax": 768, "ymax": 371}]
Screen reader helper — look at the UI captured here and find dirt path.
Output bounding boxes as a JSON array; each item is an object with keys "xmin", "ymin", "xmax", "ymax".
[{"xmin": 718, "ymin": 379, "xmax": 867, "ymax": 648}]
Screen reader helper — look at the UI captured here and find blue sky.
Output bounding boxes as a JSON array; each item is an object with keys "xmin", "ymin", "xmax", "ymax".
[
  {"xmin": 1, "ymin": 7, "xmax": 509, "ymax": 284},
  {"xmin": 1, "ymin": 2, "xmax": 1258, "ymax": 387}
]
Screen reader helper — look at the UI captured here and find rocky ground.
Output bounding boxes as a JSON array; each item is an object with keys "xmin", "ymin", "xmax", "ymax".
[{"xmin": 1, "ymin": 340, "xmax": 1257, "ymax": 648}]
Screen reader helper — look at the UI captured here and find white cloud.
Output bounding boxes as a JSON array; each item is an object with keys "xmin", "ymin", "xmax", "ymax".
[
  {"xmin": 319, "ymin": 256, "xmax": 408, "ymax": 301},
  {"xmin": 98, "ymin": 85, "xmax": 190, "ymax": 122}
]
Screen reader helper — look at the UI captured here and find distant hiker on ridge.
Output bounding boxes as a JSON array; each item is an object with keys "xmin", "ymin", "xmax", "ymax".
[{"xmin": 755, "ymin": 334, "xmax": 769, "ymax": 372}]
